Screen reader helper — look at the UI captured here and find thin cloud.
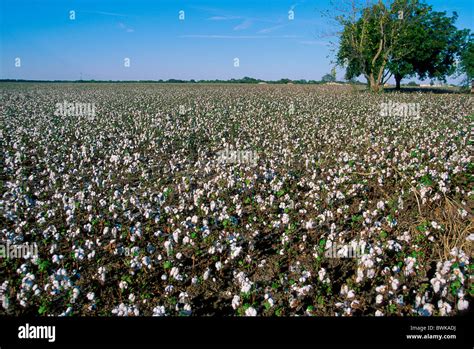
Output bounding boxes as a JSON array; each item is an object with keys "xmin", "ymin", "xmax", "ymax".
[
  {"xmin": 207, "ymin": 14, "xmax": 277, "ymax": 24},
  {"xmin": 118, "ymin": 22, "xmax": 134, "ymax": 33},
  {"xmin": 83, "ymin": 10, "xmax": 128, "ymax": 17},
  {"xmin": 298, "ymin": 40, "xmax": 328, "ymax": 45},
  {"xmin": 208, "ymin": 15, "xmax": 242, "ymax": 21},
  {"xmin": 179, "ymin": 34, "xmax": 301, "ymax": 39},
  {"xmin": 258, "ymin": 24, "xmax": 285, "ymax": 34},
  {"xmin": 233, "ymin": 19, "xmax": 253, "ymax": 31},
  {"xmin": 290, "ymin": 0, "xmax": 306, "ymax": 11}
]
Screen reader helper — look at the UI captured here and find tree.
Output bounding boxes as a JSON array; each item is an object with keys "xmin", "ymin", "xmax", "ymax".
[
  {"xmin": 386, "ymin": 1, "xmax": 430, "ymax": 89},
  {"xmin": 336, "ymin": 0, "xmax": 419, "ymax": 92},
  {"xmin": 322, "ymin": 73, "xmax": 336, "ymax": 82},
  {"xmin": 389, "ymin": 7, "xmax": 469, "ymax": 89},
  {"xmin": 335, "ymin": 0, "xmax": 468, "ymax": 92},
  {"xmin": 458, "ymin": 33, "xmax": 474, "ymax": 87}
]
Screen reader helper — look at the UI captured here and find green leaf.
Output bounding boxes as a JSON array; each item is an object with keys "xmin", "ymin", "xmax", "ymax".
[{"xmin": 38, "ymin": 305, "xmax": 47, "ymax": 315}]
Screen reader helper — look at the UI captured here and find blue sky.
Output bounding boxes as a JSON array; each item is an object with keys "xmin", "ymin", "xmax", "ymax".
[{"xmin": 0, "ymin": 0, "xmax": 472, "ymax": 82}]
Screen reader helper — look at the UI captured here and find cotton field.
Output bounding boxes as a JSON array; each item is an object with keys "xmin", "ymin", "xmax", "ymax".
[{"xmin": 0, "ymin": 83, "xmax": 472, "ymax": 316}]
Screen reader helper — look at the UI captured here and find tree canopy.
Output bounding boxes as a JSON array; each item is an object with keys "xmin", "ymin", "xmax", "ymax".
[{"xmin": 335, "ymin": 0, "xmax": 470, "ymax": 91}]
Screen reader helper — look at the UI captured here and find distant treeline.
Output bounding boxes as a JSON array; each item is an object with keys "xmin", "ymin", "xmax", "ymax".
[{"xmin": 0, "ymin": 77, "xmax": 366, "ymax": 85}]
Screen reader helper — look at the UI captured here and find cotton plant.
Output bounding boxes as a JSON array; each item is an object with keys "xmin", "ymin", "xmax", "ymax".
[{"xmin": 0, "ymin": 84, "xmax": 471, "ymax": 316}]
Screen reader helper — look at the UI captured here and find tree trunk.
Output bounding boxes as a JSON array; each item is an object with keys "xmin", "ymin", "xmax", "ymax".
[
  {"xmin": 395, "ymin": 74, "xmax": 402, "ymax": 90},
  {"xmin": 368, "ymin": 74, "xmax": 380, "ymax": 93}
]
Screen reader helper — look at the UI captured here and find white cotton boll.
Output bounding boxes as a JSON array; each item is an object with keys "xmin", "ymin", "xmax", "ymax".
[
  {"xmin": 318, "ymin": 268, "xmax": 326, "ymax": 281},
  {"xmin": 457, "ymin": 298, "xmax": 468, "ymax": 311},
  {"xmin": 391, "ymin": 278, "xmax": 399, "ymax": 290},
  {"xmin": 245, "ymin": 307, "xmax": 257, "ymax": 316},
  {"xmin": 422, "ymin": 303, "xmax": 434, "ymax": 316},
  {"xmin": 215, "ymin": 261, "xmax": 222, "ymax": 270},
  {"xmin": 231, "ymin": 246, "xmax": 242, "ymax": 259},
  {"xmin": 340, "ymin": 285, "xmax": 349, "ymax": 296},
  {"xmin": 164, "ymin": 241, "xmax": 172, "ymax": 254},
  {"xmin": 179, "ymin": 292, "xmax": 189, "ymax": 303},
  {"xmin": 241, "ymin": 282, "xmax": 252, "ymax": 294},
  {"xmin": 170, "ymin": 267, "xmax": 179, "ymax": 279},
  {"xmin": 376, "ymin": 294, "xmax": 383, "ymax": 304},
  {"xmin": 404, "ymin": 256, "xmax": 416, "ymax": 275},
  {"xmin": 153, "ymin": 305, "xmax": 166, "ymax": 316},
  {"xmin": 87, "ymin": 292, "xmax": 95, "ymax": 301},
  {"xmin": 375, "ymin": 310, "xmax": 384, "ymax": 316},
  {"xmin": 440, "ymin": 261, "xmax": 451, "ymax": 275},
  {"xmin": 141, "ymin": 256, "xmax": 152, "ymax": 268},
  {"xmin": 317, "ymin": 214, "xmax": 325, "ymax": 223},
  {"xmin": 437, "ymin": 300, "xmax": 452, "ymax": 315},
  {"xmin": 350, "ymin": 300, "xmax": 360, "ymax": 309},
  {"xmin": 347, "ymin": 290, "xmax": 355, "ymax": 299},
  {"xmin": 430, "ymin": 275, "xmax": 444, "ymax": 293},
  {"xmin": 98, "ymin": 267, "xmax": 106, "ymax": 282},
  {"xmin": 119, "ymin": 281, "xmax": 128, "ymax": 290},
  {"xmin": 361, "ymin": 255, "xmax": 374, "ymax": 268},
  {"xmin": 173, "ymin": 229, "xmax": 180, "ymax": 243},
  {"xmin": 183, "ymin": 304, "xmax": 192, "ymax": 314},
  {"xmin": 232, "ymin": 295, "xmax": 240, "ymax": 310},
  {"xmin": 356, "ymin": 268, "xmax": 364, "ymax": 283}
]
